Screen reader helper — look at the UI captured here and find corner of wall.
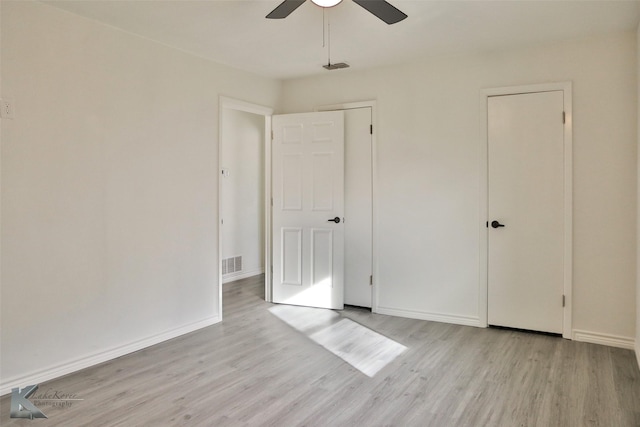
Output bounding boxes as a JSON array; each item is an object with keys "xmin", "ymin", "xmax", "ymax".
[{"xmin": 636, "ymin": 21, "xmax": 640, "ymax": 372}]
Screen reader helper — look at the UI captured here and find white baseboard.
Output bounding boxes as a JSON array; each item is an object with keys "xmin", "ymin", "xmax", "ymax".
[
  {"xmin": 375, "ymin": 306, "xmax": 481, "ymax": 328},
  {"xmin": 223, "ymin": 268, "xmax": 264, "ymax": 284},
  {"xmin": 572, "ymin": 329, "xmax": 635, "ymax": 350},
  {"xmin": 0, "ymin": 315, "xmax": 220, "ymax": 396}
]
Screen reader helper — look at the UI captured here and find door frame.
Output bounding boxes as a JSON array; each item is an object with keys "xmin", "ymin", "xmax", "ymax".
[
  {"xmin": 315, "ymin": 100, "xmax": 378, "ymax": 312},
  {"xmin": 218, "ymin": 96, "xmax": 274, "ymax": 317},
  {"xmin": 479, "ymin": 82, "xmax": 573, "ymax": 338}
]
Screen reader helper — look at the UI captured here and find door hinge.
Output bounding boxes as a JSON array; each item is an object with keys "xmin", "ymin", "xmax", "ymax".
[
  {"xmin": 562, "ymin": 294, "xmax": 565, "ymax": 307},
  {"xmin": 370, "ymin": 124, "xmax": 373, "ymax": 135},
  {"xmin": 369, "ymin": 275, "xmax": 373, "ymax": 286},
  {"xmin": 271, "ymin": 197, "xmax": 273, "ymax": 207},
  {"xmin": 562, "ymin": 111, "xmax": 566, "ymax": 124},
  {"xmin": 271, "ymin": 130, "xmax": 274, "ymax": 140}
]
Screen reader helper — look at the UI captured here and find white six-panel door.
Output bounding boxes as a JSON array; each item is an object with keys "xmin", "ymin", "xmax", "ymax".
[
  {"xmin": 272, "ymin": 111, "xmax": 345, "ymax": 310},
  {"xmin": 487, "ymin": 91, "xmax": 565, "ymax": 334}
]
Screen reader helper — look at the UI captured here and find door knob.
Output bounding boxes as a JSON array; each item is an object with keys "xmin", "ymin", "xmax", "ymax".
[
  {"xmin": 491, "ymin": 220, "xmax": 505, "ymax": 228},
  {"xmin": 327, "ymin": 217, "xmax": 341, "ymax": 224}
]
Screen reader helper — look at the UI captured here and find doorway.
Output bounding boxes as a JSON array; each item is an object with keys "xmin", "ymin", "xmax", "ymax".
[
  {"xmin": 267, "ymin": 101, "xmax": 376, "ymax": 311},
  {"xmin": 320, "ymin": 104, "xmax": 374, "ymax": 309},
  {"xmin": 480, "ymin": 83, "xmax": 572, "ymax": 338},
  {"xmin": 218, "ymin": 97, "xmax": 273, "ymax": 319}
]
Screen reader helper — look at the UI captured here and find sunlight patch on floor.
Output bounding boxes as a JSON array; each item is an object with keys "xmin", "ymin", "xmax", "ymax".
[{"xmin": 269, "ymin": 305, "xmax": 407, "ymax": 377}]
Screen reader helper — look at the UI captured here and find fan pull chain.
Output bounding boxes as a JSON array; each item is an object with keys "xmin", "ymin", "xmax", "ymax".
[
  {"xmin": 323, "ymin": 9, "xmax": 326, "ymax": 48},
  {"xmin": 327, "ymin": 10, "xmax": 331, "ymax": 65}
]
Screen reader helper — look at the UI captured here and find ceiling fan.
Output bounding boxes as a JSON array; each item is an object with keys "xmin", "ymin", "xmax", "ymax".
[{"xmin": 266, "ymin": 0, "xmax": 407, "ymax": 25}]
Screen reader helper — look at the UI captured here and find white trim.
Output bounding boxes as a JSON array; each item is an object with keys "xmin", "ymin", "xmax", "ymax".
[
  {"xmin": 478, "ymin": 91, "xmax": 489, "ymax": 328},
  {"xmin": 316, "ymin": 100, "xmax": 378, "ymax": 311},
  {"xmin": 376, "ymin": 306, "xmax": 481, "ymax": 328},
  {"xmin": 265, "ymin": 114, "xmax": 273, "ymax": 302},
  {"xmin": 572, "ymin": 330, "xmax": 635, "ymax": 350},
  {"xmin": 218, "ymin": 96, "xmax": 274, "ymax": 308},
  {"xmin": 562, "ymin": 85, "xmax": 573, "ymax": 340},
  {"xmin": 0, "ymin": 316, "xmax": 220, "ymax": 397},
  {"xmin": 479, "ymin": 82, "xmax": 573, "ymax": 339},
  {"xmin": 222, "ymin": 268, "xmax": 265, "ymax": 284},
  {"xmin": 219, "ymin": 96, "xmax": 274, "ymax": 117}
]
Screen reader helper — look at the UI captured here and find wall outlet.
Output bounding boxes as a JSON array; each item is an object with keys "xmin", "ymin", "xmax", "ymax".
[{"xmin": 0, "ymin": 99, "xmax": 15, "ymax": 119}]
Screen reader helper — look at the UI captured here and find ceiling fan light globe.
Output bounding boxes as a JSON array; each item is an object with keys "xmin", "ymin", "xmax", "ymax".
[{"xmin": 311, "ymin": 0, "xmax": 342, "ymax": 8}]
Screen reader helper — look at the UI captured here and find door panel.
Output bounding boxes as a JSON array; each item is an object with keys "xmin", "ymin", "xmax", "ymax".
[
  {"xmin": 311, "ymin": 228, "xmax": 333, "ymax": 285},
  {"xmin": 281, "ymin": 228, "xmax": 302, "ymax": 285},
  {"xmin": 312, "ymin": 153, "xmax": 335, "ymax": 210},
  {"xmin": 272, "ymin": 111, "xmax": 344, "ymax": 309},
  {"xmin": 281, "ymin": 154, "xmax": 303, "ymax": 210},
  {"xmin": 487, "ymin": 91, "xmax": 565, "ymax": 334}
]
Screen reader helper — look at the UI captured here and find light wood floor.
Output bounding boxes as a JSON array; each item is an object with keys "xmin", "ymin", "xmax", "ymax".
[{"xmin": 2, "ymin": 275, "xmax": 640, "ymax": 426}]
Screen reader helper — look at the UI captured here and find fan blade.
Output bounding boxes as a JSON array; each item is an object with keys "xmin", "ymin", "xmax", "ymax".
[
  {"xmin": 266, "ymin": 0, "xmax": 306, "ymax": 19},
  {"xmin": 352, "ymin": 0, "xmax": 407, "ymax": 24}
]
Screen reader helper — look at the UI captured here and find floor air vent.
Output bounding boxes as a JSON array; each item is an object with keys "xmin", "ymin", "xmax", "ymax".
[{"xmin": 222, "ymin": 256, "xmax": 243, "ymax": 275}]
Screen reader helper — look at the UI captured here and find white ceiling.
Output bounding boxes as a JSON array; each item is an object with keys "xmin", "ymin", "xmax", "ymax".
[{"xmin": 42, "ymin": 0, "xmax": 640, "ymax": 80}]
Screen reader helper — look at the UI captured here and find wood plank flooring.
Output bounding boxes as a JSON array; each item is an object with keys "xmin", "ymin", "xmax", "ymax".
[{"xmin": 2, "ymin": 275, "xmax": 639, "ymax": 426}]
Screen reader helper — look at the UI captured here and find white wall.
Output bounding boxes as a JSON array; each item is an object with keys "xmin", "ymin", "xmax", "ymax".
[
  {"xmin": 221, "ymin": 109, "xmax": 265, "ymax": 281},
  {"xmin": 283, "ymin": 32, "xmax": 638, "ymax": 343},
  {"xmin": 0, "ymin": 1, "xmax": 280, "ymax": 393}
]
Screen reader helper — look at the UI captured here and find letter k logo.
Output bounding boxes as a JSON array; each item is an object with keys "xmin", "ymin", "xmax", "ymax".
[{"xmin": 10, "ymin": 385, "xmax": 47, "ymax": 419}]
